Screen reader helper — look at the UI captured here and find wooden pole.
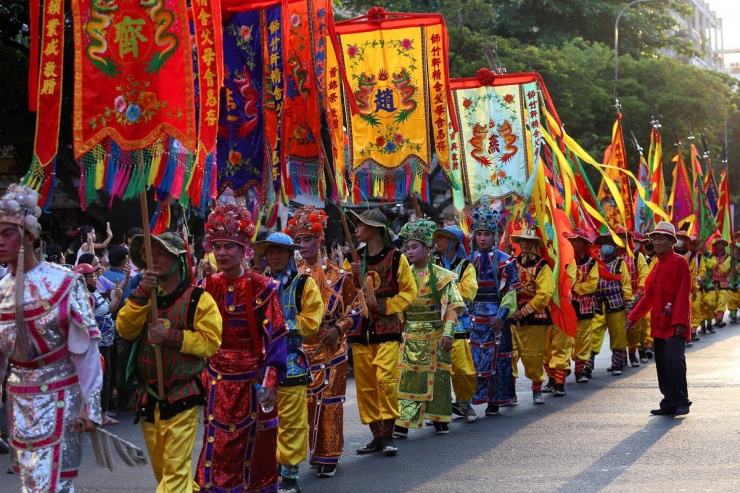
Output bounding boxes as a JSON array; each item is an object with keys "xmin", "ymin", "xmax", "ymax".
[
  {"xmin": 139, "ymin": 190, "xmax": 165, "ymax": 400},
  {"xmin": 319, "ymin": 141, "xmax": 359, "ymax": 263}
]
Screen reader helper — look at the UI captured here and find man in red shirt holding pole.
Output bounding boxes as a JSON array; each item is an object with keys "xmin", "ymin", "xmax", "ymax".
[{"xmin": 626, "ymin": 221, "xmax": 692, "ymax": 416}]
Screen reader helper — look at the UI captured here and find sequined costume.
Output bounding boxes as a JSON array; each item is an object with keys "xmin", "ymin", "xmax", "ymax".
[
  {"xmin": 195, "ymin": 271, "xmax": 287, "ymax": 493},
  {"xmin": 396, "ymin": 264, "xmax": 464, "ymax": 427},
  {"xmin": 469, "ymin": 250, "xmax": 519, "ymax": 405},
  {"xmin": 298, "ymin": 258, "xmax": 360, "ymax": 466},
  {"xmin": 0, "ymin": 262, "xmax": 103, "ymax": 492}
]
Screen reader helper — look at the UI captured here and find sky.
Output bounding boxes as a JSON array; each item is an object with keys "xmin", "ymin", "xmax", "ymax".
[{"xmin": 708, "ymin": 0, "xmax": 740, "ymax": 65}]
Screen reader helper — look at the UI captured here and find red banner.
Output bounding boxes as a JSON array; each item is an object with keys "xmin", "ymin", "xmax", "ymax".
[{"xmin": 72, "ymin": 0, "xmax": 197, "ymax": 156}]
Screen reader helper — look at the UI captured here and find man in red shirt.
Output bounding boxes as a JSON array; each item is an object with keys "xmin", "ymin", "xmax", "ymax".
[{"xmin": 626, "ymin": 221, "xmax": 692, "ymax": 416}]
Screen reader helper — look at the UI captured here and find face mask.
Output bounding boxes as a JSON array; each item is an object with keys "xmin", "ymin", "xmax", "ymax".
[
  {"xmin": 676, "ymin": 240, "xmax": 685, "ymax": 249},
  {"xmin": 601, "ymin": 244, "xmax": 615, "ymax": 256}
]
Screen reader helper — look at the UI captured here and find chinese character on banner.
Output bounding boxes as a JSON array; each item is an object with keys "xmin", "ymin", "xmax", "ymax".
[
  {"xmin": 217, "ymin": 0, "xmax": 284, "ymax": 213},
  {"xmin": 446, "ymin": 72, "xmax": 540, "ymax": 209},
  {"xmin": 281, "ymin": 0, "xmax": 329, "ymax": 201},
  {"xmin": 326, "ymin": 8, "xmax": 456, "ymax": 203},
  {"xmin": 68, "ymin": 0, "xmax": 222, "ymax": 209}
]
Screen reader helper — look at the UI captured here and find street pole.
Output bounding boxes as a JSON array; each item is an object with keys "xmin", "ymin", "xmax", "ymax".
[{"xmin": 614, "ymin": 0, "xmax": 653, "ymax": 82}]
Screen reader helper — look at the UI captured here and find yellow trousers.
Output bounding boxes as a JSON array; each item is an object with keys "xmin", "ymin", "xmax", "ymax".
[
  {"xmin": 728, "ymin": 290, "xmax": 740, "ymax": 312},
  {"xmin": 590, "ymin": 310, "xmax": 626, "ymax": 354},
  {"xmin": 512, "ymin": 324, "xmax": 547, "ymax": 384},
  {"xmin": 715, "ymin": 289, "xmax": 728, "ymax": 319},
  {"xmin": 642, "ymin": 313, "xmax": 653, "ymax": 347},
  {"xmin": 544, "ymin": 325, "xmax": 573, "ymax": 371},
  {"xmin": 276, "ymin": 385, "xmax": 308, "ymax": 467},
  {"xmin": 701, "ymin": 290, "xmax": 716, "ymax": 320},
  {"xmin": 692, "ymin": 292, "xmax": 702, "ymax": 328},
  {"xmin": 626, "ymin": 319, "xmax": 647, "ymax": 349},
  {"xmin": 450, "ymin": 339, "xmax": 476, "ymax": 403},
  {"xmin": 141, "ymin": 405, "xmax": 200, "ymax": 493},
  {"xmin": 571, "ymin": 318, "xmax": 593, "ymax": 364},
  {"xmin": 350, "ymin": 341, "xmax": 400, "ymax": 424}
]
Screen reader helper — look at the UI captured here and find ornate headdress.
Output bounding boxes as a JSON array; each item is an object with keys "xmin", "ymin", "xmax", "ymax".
[
  {"xmin": 284, "ymin": 205, "xmax": 328, "ymax": 242},
  {"xmin": 0, "ymin": 183, "xmax": 42, "ymax": 239},
  {"xmin": 203, "ymin": 203, "xmax": 256, "ymax": 255},
  {"xmin": 470, "ymin": 196, "xmax": 504, "ymax": 233},
  {"xmin": 398, "ymin": 217, "xmax": 437, "ymax": 248}
]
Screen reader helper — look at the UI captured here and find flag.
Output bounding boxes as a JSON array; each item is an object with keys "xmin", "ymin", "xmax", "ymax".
[
  {"xmin": 668, "ymin": 150, "xmax": 694, "ymax": 228},
  {"xmin": 633, "ymin": 146, "xmax": 651, "ymax": 234},
  {"xmin": 716, "ymin": 169, "xmax": 733, "ymax": 243},
  {"xmin": 648, "ymin": 128, "xmax": 666, "ymax": 228},
  {"xmin": 597, "ymin": 115, "xmax": 634, "ymax": 230},
  {"xmin": 447, "ymin": 72, "xmax": 539, "ymax": 208},
  {"xmin": 704, "ymin": 163, "xmax": 720, "ymax": 217},
  {"xmin": 326, "ymin": 8, "xmax": 455, "ymax": 203},
  {"xmin": 690, "ymin": 146, "xmax": 718, "ymax": 250}
]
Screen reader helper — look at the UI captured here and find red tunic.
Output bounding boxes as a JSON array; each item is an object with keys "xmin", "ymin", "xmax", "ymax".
[{"xmin": 628, "ymin": 251, "xmax": 692, "ymax": 340}]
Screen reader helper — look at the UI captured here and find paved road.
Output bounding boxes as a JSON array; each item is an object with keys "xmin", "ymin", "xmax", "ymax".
[{"xmin": 2, "ymin": 323, "xmax": 740, "ymax": 493}]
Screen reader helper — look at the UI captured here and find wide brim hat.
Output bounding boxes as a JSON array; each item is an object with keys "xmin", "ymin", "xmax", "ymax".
[
  {"xmin": 647, "ymin": 221, "xmax": 677, "ymax": 242},
  {"xmin": 347, "ymin": 208, "xmax": 388, "ymax": 228},
  {"xmin": 630, "ymin": 230, "xmax": 646, "ymax": 243},
  {"xmin": 433, "ymin": 226, "xmax": 464, "ymax": 243},
  {"xmin": 130, "ymin": 232, "xmax": 187, "ymax": 270},
  {"xmin": 254, "ymin": 232, "xmax": 300, "ymax": 257},
  {"xmin": 676, "ymin": 230, "xmax": 692, "ymax": 242},
  {"xmin": 595, "ymin": 233, "xmax": 617, "ymax": 245},
  {"xmin": 510, "ymin": 227, "xmax": 544, "ymax": 247},
  {"xmin": 563, "ymin": 228, "xmax": 593, "ymax": 244},
  {"xmin": 712, "ymin": 236, "xmax": 729, "ymax": 246}
]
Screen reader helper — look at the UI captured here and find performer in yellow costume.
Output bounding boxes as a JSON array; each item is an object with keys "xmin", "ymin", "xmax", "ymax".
[
  {"xmin": 618, "ymin": 230, "xmax": 649, "ymax": 368},
  {"xmin": 698, "ymin": 240, "xmax": 718, "ymax": 334},
  {"xmin": 433, "ymin": 226, "xmax": 479, "ymax": 422},
  {"xmin": 511, "ymin": 228, "xmax": 555, "ymax": 404},
  {"xmin": 675, "ymin": 231, "xmax": 701, "ymax": 342},
  {"xmin": 563, "ymin": 229, "xmax": 599, "ymax": 384},
  {"xmin": 286, "ymin": 206, "xmax": 361, "ymax": 479},
  {"xmin": 255, "ymin": 232, "xmax": 324, "ymax": 493},
  {"xmin": 589, "ymin": 233, "xmax": 632, "ymax": 376},
  {"xmin": 728, "ymin": 243, "xmax": 740, "ymax": 324},
  {"xmin": 394, "ymin": 218, "xmax": 464, "ymax": 436},
  {"xmin": 346, "ymin": 209, "xmax": 417, "ymax": 457},
  {"xmin": 709, "ymin": 237, "xmax": 731, "ymax": 328},
  {"xmin": 118, "ymin": 232, "xmax": 222, "ymax": 493}
]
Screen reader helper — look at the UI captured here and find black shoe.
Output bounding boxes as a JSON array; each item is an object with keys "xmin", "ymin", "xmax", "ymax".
[
  {"xmin": 700, "ymin": 327, "xmax": 708, "ymax": 334},
  {"xmin": 317, "ymin": 465, "xmax": 337, "ymax": 478},
  {"xmin": 583, "ymin": 366, "xmax": 593, "ymax": 377},
  {"xmin": 691, "ymin": 334, "xmax": 700, "ymax": 341},
  {"xmin": 278, "ymin": 477, "xmax": 301, "ymax": 493},
  {"xmin": 650, "ymin": 408, "xmax": 675, "ymax": 416},
  {"xmin": 645, "ymin": 348, "xmax": 654, "ymax": 359},
  {"xmin": 451, "ymin": 401, "xmax": 464, "ymax": 417},
  {"xmin": 433, "ymin": 421, "xmax": 450, "ymax": 435},
  {"xmin": 621, "ymin": 358, "xmax": 628, "ymax": 368},
  {"xmin": 393, "ymin": 425, "xmax": 408, "ymax": 438},
  {"xmin": 553, "ymin": 383, "xmax": 566, "ymax": 397},
  {"xmin": 533, "ymin": 391, "xmax": 545, "ymax": 404},
  {"xmin": 708, "ymin": 325, "xmax": 717, "ymax": 333},
  {"xmin": 485, "ymin": 403, "xmax": 500, "ymax": 416},
  {"xmin": 685, "ymin": 340, "xmax": 693, "ymax": 348},
  {"xmin": 356, "ymin": 437, "xmax": 383, "ymax": 454},
  {"xmin": 675, "ymin": 405, "xmax": 690, "ymax": 416},
  {"xmin": 382, "ymin": 436, "xmax": 398, "ymax": 456},
  {"xmin": 714, "ymin": 320, "xmax": 726, "ymax": 328},
  {"xmin": 611, "ymin": 368, "xmax": 622, "ymax": 376},
  {"xmin": 639, "ymin": 349, "xmax": 648, "ymax": 363},
  {"xmin": 542, "ymin": 377, "xmax": 555, "ymax": 393},
  {"xmin": 575, "ymin": 373, "xmax": 589, "ymax": 383},
  {"xmin": 629, "ymin": 352, "xmax": 640, "ymax": 367}
]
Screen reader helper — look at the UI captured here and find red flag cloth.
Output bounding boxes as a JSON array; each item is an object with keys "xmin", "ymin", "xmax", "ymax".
[
  {"xmin": 72, "ymin": 0, "xmax": 198, "ymax": 155},
  {"xmin": 668, "ymin": 151, "xmax": 695, "ymax": 228}
]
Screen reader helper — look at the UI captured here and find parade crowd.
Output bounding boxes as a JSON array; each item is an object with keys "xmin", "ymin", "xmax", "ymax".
[{"xmin": 0, "ymin": 184, "xmax": 734, "ymax": 493}]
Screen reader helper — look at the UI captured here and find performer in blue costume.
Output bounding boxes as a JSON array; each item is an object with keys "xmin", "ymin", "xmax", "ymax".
[{"xmin": 468, "ymin": 198, "xmax": 520, "ymax": 416}]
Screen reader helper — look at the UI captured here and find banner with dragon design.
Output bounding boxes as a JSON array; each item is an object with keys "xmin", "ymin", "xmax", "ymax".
[
  {"xmin": 282, "ymin": 0, "xmax": 329, "ymax": 200},
  {"xmin": 70, "ymin": 0, "xmax": 222, "ymax": 209},
  {"xmin": 326, "ymin": 8, "xmax": 455, "ymax": 203},
  {"xmin": 217, "ymin": 0, "xmax": 284, "ymax": 209},
  {"xmin": 446, "ymin": 73, "xmax": 539, "ymax": 209}
]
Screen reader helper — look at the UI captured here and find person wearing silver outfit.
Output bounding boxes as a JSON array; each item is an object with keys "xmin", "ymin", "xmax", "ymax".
[{"xmin": 0, "ymin": 183, "xmax": 102, "ymax": 492}]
